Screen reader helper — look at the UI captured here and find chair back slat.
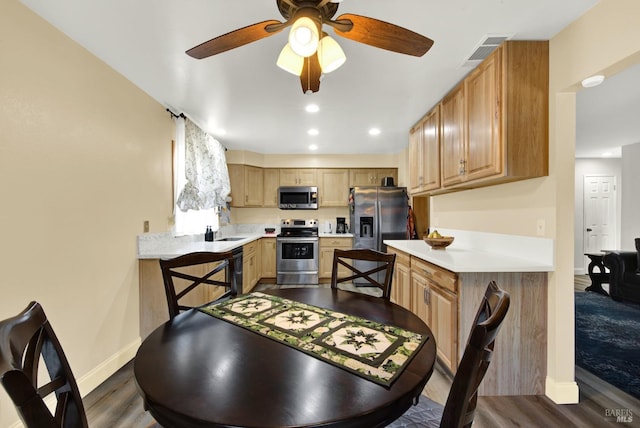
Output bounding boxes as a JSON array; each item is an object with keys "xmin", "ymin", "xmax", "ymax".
[
  {"xmin": 330, "ymin": 249, "xmax": 396, "ymax": 300},
  {"xmin": 0, "ymin": 302, "xmax": 88, "ymax": 428},
  {"xmin": 160, "ymin": 251, "xmax": 237, "ymax": 319},
  {"xmin": 440, "ymin": 281, "xmax": 510, "ymax": 428}
]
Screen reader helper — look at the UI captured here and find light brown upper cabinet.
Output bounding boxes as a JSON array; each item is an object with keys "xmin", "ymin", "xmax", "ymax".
[
  {"xmin": 318, "ymin": 169, "xmax": 349, "ymax": 206},
  {"xmin": 440, "ymin": 82, "xmax": 467, "ymax": 187},
  {"xmin": 279, "ymin": 169, "xmax": 317, "ymax": 186},
  {"xmin": 263, "ymin": 168, "xmax": 279, "ymax": 207},
  {"xmin": 228, "ymin": 164, "xmax": 263, "ymax": 207},
  {"xmin": 349, "ymin": 169, "xmax": 397, "ymax": 187},
  {"xmin": 441, "ymin": 41, "xmax": 549, "ymax": 190},
  {"xmin": 409, "ymin": 105, "xmax": 441, "ymax": 195}
]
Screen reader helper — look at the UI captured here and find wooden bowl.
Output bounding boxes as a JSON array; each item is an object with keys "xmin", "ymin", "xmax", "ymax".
[{"xmin": 423, "ymin": 236, "xmax": 454, "ymax": 250}]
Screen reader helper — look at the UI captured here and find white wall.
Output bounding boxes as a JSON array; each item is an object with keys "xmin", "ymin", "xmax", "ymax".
[
  {"xmin": 574, "ymin": 158, "xmax": 622, "ymax": 272},
  {"xmin": 621, "ymin": 142, "xmax": 640, "ymax": 248},
  {"xmin": 0, "ymin": 2, "xmax": 173, "ymax": 426}
]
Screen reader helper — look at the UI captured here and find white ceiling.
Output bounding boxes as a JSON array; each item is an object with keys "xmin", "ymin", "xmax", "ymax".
[
  {"xmin": 21, "ymin": 0, "xmax": 613, "ymax": 156},
  {"xmin": 576, "ymin": 62, "xmax": 640, "ymax": 158}
]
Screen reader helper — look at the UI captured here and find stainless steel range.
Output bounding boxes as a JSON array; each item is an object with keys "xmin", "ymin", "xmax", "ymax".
[{"xmin": 277, "ymin": 219, "xmax": 319, "ymax": 285}]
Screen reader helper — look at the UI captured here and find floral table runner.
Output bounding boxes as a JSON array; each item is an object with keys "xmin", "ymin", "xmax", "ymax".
[{"xmin": 199, "ymin": 292, "xmax": 428, "ymax": 387}]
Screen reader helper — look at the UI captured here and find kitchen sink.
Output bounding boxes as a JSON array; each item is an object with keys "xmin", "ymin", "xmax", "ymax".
[{"xmin": 216, "ymin": 237, "xmax": 245, "ymax": 241}]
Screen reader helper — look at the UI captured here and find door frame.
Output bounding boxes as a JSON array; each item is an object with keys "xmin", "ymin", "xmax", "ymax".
[{"xmin": 582, "ymin": 174, "xmax": 618, "ymax": 272}]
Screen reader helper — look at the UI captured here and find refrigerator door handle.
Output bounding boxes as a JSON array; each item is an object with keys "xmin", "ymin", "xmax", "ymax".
[{"xmin": 375, "ymin": 200, "xmax": 382, "ymax": 251}]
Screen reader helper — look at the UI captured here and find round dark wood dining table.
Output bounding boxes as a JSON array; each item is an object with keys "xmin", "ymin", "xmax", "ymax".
[{"xmin": 134, "ymin": 288, "xmax": 436, "ymax": 428}]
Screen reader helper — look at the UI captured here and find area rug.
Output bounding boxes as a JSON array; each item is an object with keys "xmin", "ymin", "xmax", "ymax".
[
  {"xmin": 575, "ymin": 291, "xmax": 640, "ymax": 399},
  {"xmin": 199, "ymin": 292, "xmax": 428, "ymax": 387}
]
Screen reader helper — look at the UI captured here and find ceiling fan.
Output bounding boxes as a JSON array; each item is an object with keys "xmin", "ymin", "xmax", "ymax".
[{"xmin": 186, "ymin": 0, "xmax": 434, "ymax": 94}]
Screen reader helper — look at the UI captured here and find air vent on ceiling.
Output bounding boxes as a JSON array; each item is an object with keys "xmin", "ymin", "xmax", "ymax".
[{"xmin": 462, "ymin": 34, "xmax": 512, "ymax": 67}]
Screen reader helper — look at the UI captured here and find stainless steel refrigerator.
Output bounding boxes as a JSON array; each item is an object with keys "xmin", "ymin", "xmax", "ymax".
[{"xmin": 349, "ymin": 186, "xmax": 409, "ymax": 285}]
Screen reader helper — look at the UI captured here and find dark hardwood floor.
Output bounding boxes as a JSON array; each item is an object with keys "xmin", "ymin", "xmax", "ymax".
[{"xmin": 83, "ymin": 278, "xmax": 639, "ymax": 427}]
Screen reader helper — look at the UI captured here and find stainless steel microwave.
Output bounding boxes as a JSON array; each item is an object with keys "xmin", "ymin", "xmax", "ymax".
[{"xmin": 278, "ymin": 186, "xmax": 318, "ymax": 210}]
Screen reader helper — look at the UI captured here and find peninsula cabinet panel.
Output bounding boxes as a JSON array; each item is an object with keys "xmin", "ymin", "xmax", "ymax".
[
  {"xmin": 410, "ymin": 106, "xmax": 441, "ymax": 195},
  {"xmin": 280, "ymin": 169, "xmax": 316, "ymax": 186},
  {"xmin": 457, "ymin": 271, "xmax": 547, "ymax": 396},
  {"xmin": 243, "ymin": 241, "xmax": 260, "ymax": 293},
  {"xmin": 263, "ymin": 168, "xmax": 279, "ymax": 207},
  {"xmin": 318, "ymin": 169, "xmax": 349, "ymax": 206}
]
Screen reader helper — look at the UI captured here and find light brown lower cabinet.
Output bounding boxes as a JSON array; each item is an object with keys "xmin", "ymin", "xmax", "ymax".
[
  {"xmin": 319, "ymin": 237, "xmax": 352, "ymax": 280},
  {"xmin": 387, "ymin": 247, "xmax": 411, "ymax": 310},
  {"xmin": 139, "ymin": 259, "xmax": 226, "ymax": 339},
  {"xmin": 410, "ymin": 257, "xmax": 458, "ymax": 374},
  {"xmin": 385, "ymin": 247, "xmax": 547, "ymax": 396},
  {"xmin": 243, "ymin": 241, "xmax": 260, "ymax": 294},
  {"xmin": 261, "ymin": 237, "xmax": 276, "ymax": 279}
]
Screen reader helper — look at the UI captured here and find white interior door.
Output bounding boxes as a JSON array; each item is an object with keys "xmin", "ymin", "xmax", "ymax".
[{"xmin": 583, "ymin": 175, "xmax": 617, "ymax": 269}]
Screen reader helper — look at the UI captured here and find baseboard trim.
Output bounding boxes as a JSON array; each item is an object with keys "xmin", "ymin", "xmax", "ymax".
[
  {"xmin": 545, "ymin": 376, "xmax": 580, "ymax": 404},
  {"xmin": 77, "ymin": 338, "xmax": 141, "ymax": 397}
]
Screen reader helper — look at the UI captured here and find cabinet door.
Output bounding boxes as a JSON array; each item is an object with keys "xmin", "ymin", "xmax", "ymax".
[
  {"xmin": 244, "ymin": 166, "xmax": 263, "ymax": 206},
  {"xmin": 410, "ymin": 269, "xmax": 430, "ymax": 327},
  {"xmin": 465, "ymin": 48, "xmax": 502, "ymax": 181},
  {"xmin": 409, "ymin": 123, "xmax": 423, "ymax": 193},
  {"xmin": 393, "ymin": 262, "xmax": 411, "ymax": 310},
  {"xmin": 349, "ymin": 169, "xmax": 376, "ymax": 187},
  {"xmin": 297, "ymin": 169, "xmax": 317, "ymax": 186},
  {"xmin": 429, "ymin": 283, "xmax": 457, "ymax": 373},
  {"xmin": 319, "ymin": 238, "xmax": 352, "ymax": 279},
  {"xmin": 227, "ymin": 164, "xmax": 245, "ymax": 207},
  {"xmin": 279, "ymin": 169, "xmax": 299, "ymax": 186},
  {"xmin": 441, "ymin": 83, "xmax": 466, "ymax": 187},
  {"xmin": 261, "ymin": 238, "xmax": 277, "ymax": 278},
  {"xmin": 318, "ymin": 169, "xmax": 349, "ymax": 206},
  {"xmin": 376, "ymin": 169, "xmax": 397, "ymax": 186},
  {"xmin": 421, "ymin": 106, "xmax": 441, "ymax": 191},
  {"xmin": 263, "ymin": 169, "xmax": 279, "ymax": 207}
]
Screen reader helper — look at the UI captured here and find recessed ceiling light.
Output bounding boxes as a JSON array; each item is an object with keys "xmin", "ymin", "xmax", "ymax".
[
  {"xmin": 369, "ymin": 128, "xmax": 381, "ymax": 136},
  {"xmin": 581, "ymin": 75, "xmax": 605, "ymax": 88},
  {"xmin": 305, "ymin": 104, "xmax": 320, "ymax": 113},
  {"xmin": 602, "ymin": 151, "xmax": 612, "ymax": 157},
  {"xmin": 309, "ymin": 144, "xmax": 318, "ymax": 151},
  {"xmin": 308, "ymin": 128, "xmax": 319, "ymax": 136}
]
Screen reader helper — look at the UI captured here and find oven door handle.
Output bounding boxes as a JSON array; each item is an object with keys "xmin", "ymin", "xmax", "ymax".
[{"xmin": 277, "ymin": 238, "xmax": 319, "ymax": 244}]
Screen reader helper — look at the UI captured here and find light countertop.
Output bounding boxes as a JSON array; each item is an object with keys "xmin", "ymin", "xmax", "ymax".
[
  {"xmin": 384, "ymin": 229, "xmax": 554, "ymax": 273},
  {"xmin": 138, "ymin": 233, "xmax": 266, "ymax": 259}
]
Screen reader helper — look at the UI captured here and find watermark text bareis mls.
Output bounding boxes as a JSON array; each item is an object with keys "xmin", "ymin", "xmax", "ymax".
[{"xmin": 605, "ymin": 408, "xmax": 633, "ymax": 423}]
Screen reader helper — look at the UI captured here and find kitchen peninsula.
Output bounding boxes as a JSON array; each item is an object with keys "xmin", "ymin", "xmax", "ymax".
[{"xmin": 385, "ymin": 229, "xmax": 553, "ymax": 396}]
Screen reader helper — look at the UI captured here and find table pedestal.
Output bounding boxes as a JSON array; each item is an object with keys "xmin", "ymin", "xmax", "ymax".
[{"xmin": 584, "ymin": 252, "xmax": 609, "ymax": 295}]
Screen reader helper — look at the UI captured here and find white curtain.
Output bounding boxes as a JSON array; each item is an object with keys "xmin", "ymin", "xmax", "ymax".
[{"xmin": 173, "ymin": 116, "xmax": 230, "ymax": 236}]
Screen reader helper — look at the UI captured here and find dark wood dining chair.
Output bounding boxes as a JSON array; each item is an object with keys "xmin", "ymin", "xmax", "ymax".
[
  {"xmin": 330, "ymin": 248, "xmax": 396, "ymax": 300},
  {"xmin": 159, "ymin": 251, "xmax": 237, "ymax": 320},
  {"xmin": 0, "ymin": 301, "xmax": 88, "ymax": 428},
  {"xmin": 387, "ymin": 281, "xmax": 510, "ymax": 428}
]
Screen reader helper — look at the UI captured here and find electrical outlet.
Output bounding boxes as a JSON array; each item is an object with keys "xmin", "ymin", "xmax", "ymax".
[
  {"xmin": 143, "ymin": 220, "xmax": 149, "ymax": 233},
  {"xmin": 536, "ymin": 219, "xmax": 545, "ymax": 236}
]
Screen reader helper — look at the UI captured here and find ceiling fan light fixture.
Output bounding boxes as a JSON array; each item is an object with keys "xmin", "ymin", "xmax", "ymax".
[
  {"xmin": 318, "ymin": 36, "xmax": 346, "ymax": 74},
  {"xmin": 277, "ymin": 43, "xmax": 304, "ymax": 75},
  {"xmin": 289, "ymin": 17, "xmax": 319, "ymax": 57}
]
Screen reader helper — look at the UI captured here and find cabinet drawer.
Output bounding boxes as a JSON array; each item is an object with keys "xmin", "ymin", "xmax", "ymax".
[
  {"xmin": 320, "ymin": 238, "xmax": 352, "ymax": 248},
  {"xmin": 243, "ymin": 241, "xmax": 258, "ymax": 254},
  {"xmin": 387, "ymin": 248, "xmax": 410, "ymax": 267},
  {"xmin": 411, "ymin": 257, "xmax": 457, "ymax": 293}
]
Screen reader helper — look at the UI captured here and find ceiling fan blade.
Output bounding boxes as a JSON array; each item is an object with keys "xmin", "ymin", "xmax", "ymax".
[
  {"xmin": 186, "ymin": 20, "xmax": 284, "ymax": 59},
  {"xmin": 333, "ymin": 14, "xmax": 434, "ymax": 57},
  {"xmin": 300, "ymin": 53, "xmax": 321, "ymax": 94}
]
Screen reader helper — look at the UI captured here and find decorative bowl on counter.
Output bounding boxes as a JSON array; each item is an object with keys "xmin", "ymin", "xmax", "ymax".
[{"xmin": 423, "ymin": 236, "xmax": 454, "ymax": 250}]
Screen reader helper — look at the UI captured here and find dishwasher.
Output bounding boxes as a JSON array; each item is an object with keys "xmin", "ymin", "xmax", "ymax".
[{"xmin": 230, "ymin": 246, "xmax": 243, "ymax": 294}]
